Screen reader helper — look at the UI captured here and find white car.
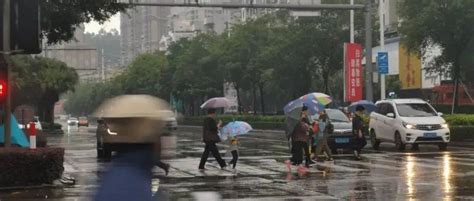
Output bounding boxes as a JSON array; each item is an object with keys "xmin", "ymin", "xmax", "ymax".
[
  {"xmin": 369, "ymin": 99, "xmax": 450, "ymax": 151},
  {"xmin": 67, "ymin": 117, "xmax": 79, "ymax": 126},
  {"xmin": 19, "ymin": 116, "xmax": 43, "ymax": 130}
]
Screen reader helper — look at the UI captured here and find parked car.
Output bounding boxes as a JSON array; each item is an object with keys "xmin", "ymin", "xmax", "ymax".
[
  {"xmin": 313, "ymin": 109, "xmax": 354, "ymax": 153},
  {"xmin": 78, "ymin": 116, "xmax": 89, "ymax": 127},
  {"xmin": 369, "ymin": 99, "xmax": 450, "ymax": 151},
  {"xmin": 67, "ymin": 117, "xmax": 79, "ymax": 126},
  {"xmin": 96, "ymin": 110, "xmax": 178, "ymax": 159}
]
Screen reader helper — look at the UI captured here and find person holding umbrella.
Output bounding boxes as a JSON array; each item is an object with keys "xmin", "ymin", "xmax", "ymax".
[
  {"xmin": 291, "ymin": 106, "xmax": 314, "ymax": 167},
  {"xmin": 198, "ymin": 108, "xmax": 227, "ymax": 170},
  {"xmin": 352, "ymin": 105, "xmax": 367, "ymax": 160}
]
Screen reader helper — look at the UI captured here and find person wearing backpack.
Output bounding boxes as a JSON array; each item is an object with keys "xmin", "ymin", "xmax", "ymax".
[{"xmin": 315, "ymin": 111, "xmax": 334, "ymax": 162}]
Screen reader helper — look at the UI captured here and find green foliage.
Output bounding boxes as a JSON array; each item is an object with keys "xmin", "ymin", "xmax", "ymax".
[
  {"xmin": 83, "ymin": 29, "xmax": 121, "ymax": 67},
  {"xmin": 443, "ymin": 114, "xmax": 474, "ymax": 126},
  {"xmin": 398, "ymin": 0, "xmax": 474, "ymax": 111},
  {"xmin": 65, "ymin": 6, "xmax": 379, "ymax": 116},
  {"xmin": 41, "ymin": 1, "xmax": 127, "ymax": 44},
  {"xmin": 433, "ymin": 105, "xmax": 474, "ymax": 115},
  {"xmin": 0, "ymin": 148, "xmax": 64, "ymax": 187},
  {"xmin": 11, "ymin": 56, "xmax": 78, "ymax": 123},
  {"xmin": 64, "ymin": 52, "xmax": 168, "ymax": 116}
]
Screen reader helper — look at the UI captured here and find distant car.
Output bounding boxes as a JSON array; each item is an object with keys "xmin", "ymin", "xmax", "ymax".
[
  {"xmin": 96, "ymin": 110, "xmax": 178, "ymax": 159},
  {"xmin": 32, "ymin": 116, "xmax": 43, "ymax": 130},
  {"xmin": 369, "ymin": 99, "xmax": 450, "ymax": 151},
  {"xmin": 78, "ymin": 117, "xmax": 89, "ymax": 127},
  {"xmin": 19, "ymin": 116, "xmax": 43, "ymax": 131},
  {"xmin": 67, "ymin": 117, "xmax": 79, "ymax": 126}
]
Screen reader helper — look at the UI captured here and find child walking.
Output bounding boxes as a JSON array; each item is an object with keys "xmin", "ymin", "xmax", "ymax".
[{"xmin": 228, "ymin": 137, "xmax": 239, "ymax": 169}]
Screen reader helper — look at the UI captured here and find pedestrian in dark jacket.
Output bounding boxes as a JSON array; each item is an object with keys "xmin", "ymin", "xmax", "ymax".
[
  {"xmin": 198, "ymin": 108, "xmax": 227, "ymax": 170},
  {"xmin": 290, "ymin": 106, "xmax": 314, "ymax": 167},
  {"xmin": 352, "ymin": 105, "xmax": 367, "ymax": 160}
]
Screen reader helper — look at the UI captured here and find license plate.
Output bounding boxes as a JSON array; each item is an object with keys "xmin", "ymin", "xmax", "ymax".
[
  {"xmin": 424, "ymin": 132, "xmax": 437, "ymax": 138},
  {"xmin": 335, "ymin": 138, "xmax": 350, "ymax": 143}
]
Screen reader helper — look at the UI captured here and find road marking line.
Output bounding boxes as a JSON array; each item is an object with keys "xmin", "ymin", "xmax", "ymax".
[{"xmin": 337, "ymin": 159, "xmax": 403, "ymax": 170}]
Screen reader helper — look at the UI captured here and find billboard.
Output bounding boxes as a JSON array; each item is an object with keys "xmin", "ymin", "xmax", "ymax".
[
  {"xmin": 399, "ymin": 44, "xmax": 422, "ymax": 89},
  {"xmin": 344, "ymin": 43, "xmax": 363, "ymax": 102}
]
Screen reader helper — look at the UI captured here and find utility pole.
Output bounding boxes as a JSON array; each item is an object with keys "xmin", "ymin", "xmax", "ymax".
[
  {"xmin": 3, "ymin": 0, "xmax": 11, "ymax": 147},
  {"xmin": 101, "ymin": 49, "xmax": 105, "ymax": 82},
  {"xmin": 379, "ymin": 0, "xmax": 386, "ymax": 100},
  {"xmin": 350, "ymin": 0, "xmax": 354, "ymax": 43},
  {"xmin": 364, "ymin": 0, "xmax": 373, "ymax": 101}
]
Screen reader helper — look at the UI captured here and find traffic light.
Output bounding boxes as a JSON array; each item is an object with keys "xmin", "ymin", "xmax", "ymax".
[
  {"xmin": 0, "ymin": 0, "xmax": 41, "ymax": 54},
  {"xmin": 0, "ymin": 56, "xmax": 7, "ymax": 103}
]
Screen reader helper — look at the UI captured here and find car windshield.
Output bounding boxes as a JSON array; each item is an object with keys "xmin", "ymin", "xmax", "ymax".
[
  {"xmin": 396, "ymin": 103, "xmax": 437, "ymax": 117},
  {"xmin": 326, "ymin": 110, "xmax": 350, "ymax": 123},
  {"xmin": 79, "ymin": 117, "xmax": 87, "ymax": 120}
]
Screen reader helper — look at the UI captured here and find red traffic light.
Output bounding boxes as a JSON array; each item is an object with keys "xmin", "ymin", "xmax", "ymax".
[{"xmin": 0, "ymin": 80, "xmax": 6, "ymax": 98}]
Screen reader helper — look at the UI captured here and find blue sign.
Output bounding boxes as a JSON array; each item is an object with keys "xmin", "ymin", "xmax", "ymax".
[{"xmin": 377, "ymin": 52, "xmax": 389, "ymax": 74}]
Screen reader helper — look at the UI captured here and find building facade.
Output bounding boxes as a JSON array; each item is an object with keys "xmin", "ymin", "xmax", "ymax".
[
  {"xmin": 43, "ymin": 26, "xmax": 99, "ymax": 83},
  {"xmin": 120, "ymin": 0, "xmax": 172, "ymax": 66}
]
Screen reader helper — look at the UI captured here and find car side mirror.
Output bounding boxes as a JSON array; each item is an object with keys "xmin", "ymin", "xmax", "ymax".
[
  {"xmin": 386, "ymin": 113, "xmax": 395, "ymax": 118},
  {"xmin": 437, "ymin": 112, "xmax": 443, "ymax": 116}
]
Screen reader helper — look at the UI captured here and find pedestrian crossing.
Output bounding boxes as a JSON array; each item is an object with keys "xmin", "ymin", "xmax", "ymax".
[{"xmin": 162, "ymin": 151, "xmax": 474, "ymax": 178}]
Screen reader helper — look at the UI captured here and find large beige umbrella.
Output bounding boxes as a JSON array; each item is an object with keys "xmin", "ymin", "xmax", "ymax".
[{"xmin": 93, "ymin": 95, "xmax": 173, "ymax": 144}]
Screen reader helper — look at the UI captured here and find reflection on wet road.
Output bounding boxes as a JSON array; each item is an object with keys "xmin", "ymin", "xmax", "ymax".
[{"xmin": 2, "ymin": 125, "xmax": 474, "ymax": 200}]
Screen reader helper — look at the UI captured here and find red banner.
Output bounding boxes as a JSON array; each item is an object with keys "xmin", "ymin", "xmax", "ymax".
[{"xmin": 344, "ymin": 43, "xmax": 363, "ymax": 102}]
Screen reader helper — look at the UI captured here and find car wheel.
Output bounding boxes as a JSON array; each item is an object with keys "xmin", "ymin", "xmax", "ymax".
[
  {"xmin": 438, "ymin": 143, "xmax": 448, "ymax": 151},
  {"xmin": 411, "ymin": 143, "xmax": 420, "ymax": 151},
  {"xmin": 395, "ymin": 132, "xmax": 406, "ymax": 151},
  {"xmin": 370, "ymin": 130, "xmax": 381, "ymax": 150}
]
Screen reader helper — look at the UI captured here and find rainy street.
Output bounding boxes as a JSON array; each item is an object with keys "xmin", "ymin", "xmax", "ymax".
[{"xmin": 3, "ymin": 124, "xmax": 474, "ymax": 200}]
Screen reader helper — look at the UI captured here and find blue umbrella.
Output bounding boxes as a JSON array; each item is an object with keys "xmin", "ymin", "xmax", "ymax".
[
  {"xmin": 0, "ymin": 114, "xmax": 30, "ymax": 147},
  {"xmin": 348, "ymin": 100, "xmax": 376, "ymax": 113},
  {"xmin": 219, "ymin": 121, "xmax": 253, "ymax": 141}
]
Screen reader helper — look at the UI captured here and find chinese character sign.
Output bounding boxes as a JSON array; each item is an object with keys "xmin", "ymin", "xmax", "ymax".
[{"xmin": 344, "ymin": 43, "xmax": 363, "ymax": 102}]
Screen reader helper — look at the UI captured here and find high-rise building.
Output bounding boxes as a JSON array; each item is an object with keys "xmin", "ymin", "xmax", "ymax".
[{"xmin": 120, "ymin": 0, "xmax": 172, "ymax": 66}]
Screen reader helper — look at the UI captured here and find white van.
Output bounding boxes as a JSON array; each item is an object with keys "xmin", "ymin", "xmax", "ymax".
[{"xmin": 369, "ymin": 99, "xmax": 450, "ymax": 151}]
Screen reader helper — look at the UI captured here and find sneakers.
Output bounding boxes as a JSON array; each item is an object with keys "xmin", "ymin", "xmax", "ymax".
[{"xmin": 354, "ymin": 150, "xmax": 362, "ymax": 160}]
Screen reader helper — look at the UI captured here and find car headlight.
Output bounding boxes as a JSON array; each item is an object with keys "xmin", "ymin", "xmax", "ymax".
[
  {"xmin": 403, "ymin": 122, "xmax": 416, "ymax": 129},
  {"xmin": 442, "ymin": 123, "xmax": 449, "ymax": 129}
]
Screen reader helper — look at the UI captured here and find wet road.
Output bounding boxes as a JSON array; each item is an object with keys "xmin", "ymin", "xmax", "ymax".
[{"xmin": 3, "ymin": 125, "xmax": 474, "ymax": 200}]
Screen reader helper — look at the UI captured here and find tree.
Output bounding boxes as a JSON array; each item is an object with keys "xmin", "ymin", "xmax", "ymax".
[
  {"xmin": 399, "ymin": 0, "xmax": 474, "ymax": 112},
  {"xmin": 12, "ymin": 56, "xmax": 78, "ymax": 123},
  {"xmin": 41, "ymin": 1, "xmax": 127, "ymax": 44},
  {"xmin": 84, "ymin": 29, "xmax": 122, "ymax": 67},
  {"xmin": 168, "ymin": 34, "xmax": 223, "ymax": 115}
]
